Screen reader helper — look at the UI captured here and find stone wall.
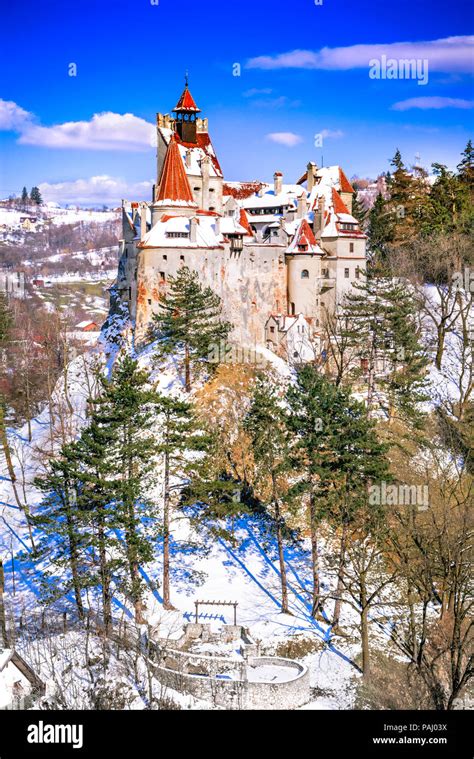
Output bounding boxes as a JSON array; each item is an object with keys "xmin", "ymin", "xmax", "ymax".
[{"xmin": 135, "ymin": 243, "xmax": 288, "ymax": 347}]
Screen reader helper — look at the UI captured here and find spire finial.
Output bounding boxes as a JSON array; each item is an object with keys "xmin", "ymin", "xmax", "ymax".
[{"xmin": 185, "ymin": 70, "xmax": 189, "ymax": 87}]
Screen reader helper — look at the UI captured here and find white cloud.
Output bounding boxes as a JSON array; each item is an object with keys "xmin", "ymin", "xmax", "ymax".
[
  {"xmin": 19, "ymin": 112, "xmax": 156, "ymax": 151},
  {"xmin": 247, "ymin": 36, "xmax": 474, "ymax": 73},
  {"xmin": 0, "ymin": 99, "xmax": 33, "ymax": 130},
  {"xmin": 320, "ymin": 129, "xmax": 344, "ymax": 139},
  {"xmin": 0, "ymin": 99, "xmax": 155, "ymax": 151},
  {"xmin": 243, "ymin": 88, "xmax": 273, "ymax": 97},
  {"xmin": 392, "ymin": 96, "xmax": 474, "ymax": 110},
  {"xmin": 266, "ymin": 132, "xmax": 303, "ymax": 147},
  {"xmin": 38, "ymin": 175, "xmax": 153, "ymax": 205}
]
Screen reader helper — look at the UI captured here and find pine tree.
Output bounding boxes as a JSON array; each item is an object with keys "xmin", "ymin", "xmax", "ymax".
[
  {"xmin": 244, "ymin": 375, "xmax": 293, "ymax": 614},
  {"xmin": 34, "ymin": 442, "xmax": 90, "ymax": 619},
  {"xmin": 154, "ymin": 391, "xmax": 210, "ymax": 609},
  {"xmin": 386, "ymin": 149, "xmax": 429, "ymax": 245},
  {"xmin": 30, "ymin": 186, "xmax": 42, "ymax": 205},
  {"xmin": 21, "ymin": 186, "xmax": 29, "ymax": 207},
  {"xmin": 427, "ymin": 163, "xmax": 463, "ymax": 235},
  {"xmin": 90, "ymin": 355, "xmax": 161, "ymax": 623},
  {"xmin": 151, "ymin": 267, "xmax": 231, "ymax": 391},
  {"xmin": 457, "ymin": 139, "xmax": 474, "ymax": 186},
  {"xmin": 285, "ymin": 365, "xmax": 389, "ymax": 619},
  {"xmin": 340, "ymin": 274, "xmax": 429, "ymax": 426},
  {"xmin": 366, "ymin": 193, "xmax": 393, "ymax": 263},
  {"xmin": 351, "ymin": 191, "xmax": 367, "ymax": 227}
]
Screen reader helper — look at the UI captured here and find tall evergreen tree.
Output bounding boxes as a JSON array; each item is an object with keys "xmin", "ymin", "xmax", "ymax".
[
  {"xmin": 30, "ymin": 186, "xmax": 42, "ymax": 205},
  {"xmin": 21, "ymin": 186, "xmax": 29, "ymax": 206},
  {"xmin": 457, "ymin": 139, "xmax": 474, "ymax": 186},
  {"xmin": 34, "ymin": 444, "xmax": 90, "ymax": 619},
  {"xmin": 151, "ymin": 267, "xmax": 231, "ymax": 391},
  {"xmin": 154, "ymin": 391, "xmax": 210, "ymax": 609},
  {"xmin": 366, "ymin": 193, "xmax": 393, "ymax": 263},
  {"xmin": 340, "ymin": 275, "xmax": 429, "ymax": 426},
  {"xmin": 351, "ymin": 191, "xmax": 368, "ymax": 227},
  {"xmin": 285, "ymin": 366, "xmax": 389, "ymax": 619},
  {"xmin": 244, "ymin": 375, "xmax": 293, "ymax": 614},
  {"xmin": 90, "ymin": 355, "xmax": 161, "ymax": 623}
]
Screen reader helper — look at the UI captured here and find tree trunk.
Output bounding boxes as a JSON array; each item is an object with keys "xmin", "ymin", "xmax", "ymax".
[
  {"xmin": 162, "ymin": 448, "xmax": 174, "ymax": 610},
  {"xmin": 360, "ymin": 574, "xmax": 370, "ymax": 677},
  {"xmin": 332, "ymin": 521, "xmax": 348, "ymax": 629},
  {"xmin": 0, "ymin": 558, "xmax": 8, "ymax": 646},
  {"xmin": 435, "ymin": 326, "xmax": 445, "ymax": 371},
  {"xmin": 184, "ymin": 343, "xmax": 191, "ymax": 393},
  {"xmin": 309, "ymin": 494, "xmax": 321, "ymax": 618},
  {"xmin": 97, "ymin": 516, "xmax": 112, "ymax": 634},
  {"xmin": 66, "ymin": 509, "xmax": 84, "ymax": 621},
  {"xmin": 273, "ymin": 478, "xmax": 289, "ymax": 614},
  {"xmin": 0, "ymin": 404, "xmax": 36, "ymax": 552}
]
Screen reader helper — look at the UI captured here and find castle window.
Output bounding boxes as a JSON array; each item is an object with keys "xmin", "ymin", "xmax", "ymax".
[
  {"xmin": 301, "ymin": 269, "xmax": 309, "ymax": 279},
  {"xmin": 180, "ymin": 255, "xmax": 185, "ymax": 261},
  {"xmin": 322, "ymin": 268, "xmax": 329, "ymax": 278},
  {"xmin": 148, "ymin": 299, "xmax": 152, "ymax": 305},
  {"xmin": 209, "ymin": 206, "xmax": 215, "ymax": 211},
  {"xmin": 270, "ymin": 326, "xmax": 275, "ymax": 334},
  {"xmin": 344, "ymin": 268, "xmax": 350, "ymax": 278},
  {"xmin": 290, "ymin": 302, "xmax": 295, "ymax": 315},
  {"xmin": 163, "ymin": 254, "xmax": 167, "ymax": 260},
  {"xmin": 349, "ymin": 242, "xmax": 354, "ymax": 252},
  {"xmin": 355, "ymin": 268, "xmax": 360, "ymax": 279},
  {"xmin": 166, "ymin": 232, "xmax": 189, "ymax": 239},
  {"xmin": 194, "ymin": 187, "xmax": 200, "ymax": 192},
  {"xmin": 160, "ymin": 272, "xmax": 166, "ymax": 281},
  {"xmin": 128, "ymin": 287, "xmax": 131, "ymax": 300},
  {"xmin": 209, "ymin": 188, "xmax": 215, "ymax": 192}
]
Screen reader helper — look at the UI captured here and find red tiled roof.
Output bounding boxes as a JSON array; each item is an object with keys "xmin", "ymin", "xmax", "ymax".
[
  {"xmin": 175, "ymin": 132, "xmax": 223, "ymax": 177},
  {"xmin": 239, "ymin": 208, "xmax": 254, "ymax": 235},
  {"xmin": 223, "ymin": 181, "xmax": 263, "ymax": 199},
  {"xmin": 339, "ymin": 167, "xmax": 354, "ymax": 194},
  {"xmin": 174, "ymin": 86, "xmax": 201, "ymax": 113},
  {"xmin": 295, "ymin": 218, "xmax": 318, "ymax": 248},
  {"xmin": 331, "ymin": 187, "xmax": 351, "ymax": 215},
  {"xmin": 156, "ymin": 134, "xmax": 196, "ymax": 205}
]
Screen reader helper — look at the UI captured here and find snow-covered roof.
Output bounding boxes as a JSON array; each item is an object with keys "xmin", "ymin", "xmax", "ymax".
[
  {"xmin": 139, "ymin": 213, "xmax": 223, "ymax": 249},
  {"xmin": 286, "ymin": 219, "xmax": 324, "ymax": 255},
  {"xmin": 158, "ymin": 127, "xmax": 223, "ymax": 179}
]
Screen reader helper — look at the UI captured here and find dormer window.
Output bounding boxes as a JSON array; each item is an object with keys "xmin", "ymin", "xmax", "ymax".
[
  {"xmin": 301, "ymin": 269, "xmax": 309, "ymax": 278},
  {"xmin": 166, "ymin": 231, "xmax": 189, "ymax": 239},
  {"xmin": 340, "ymin": 223, "xmax": 356, "ymax": 231}
]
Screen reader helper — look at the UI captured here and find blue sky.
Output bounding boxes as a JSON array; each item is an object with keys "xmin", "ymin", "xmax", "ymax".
[{"xmin": 0, "ymin": 0, "xmax": 473, "ymax": 205}]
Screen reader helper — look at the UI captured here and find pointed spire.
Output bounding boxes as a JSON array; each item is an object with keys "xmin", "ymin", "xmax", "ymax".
[
  {"xmin": 155, "ymin": 134, "xmax": 197, "ymax": 206},
  {"xmin": 174, "ymin": 79, "xmax": 201, "ymax": 113}
]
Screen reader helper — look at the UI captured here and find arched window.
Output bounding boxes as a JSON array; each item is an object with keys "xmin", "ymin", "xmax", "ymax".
[{"xmin": 301, "ymin": 269, "xmax": 309, "ymax": 278}]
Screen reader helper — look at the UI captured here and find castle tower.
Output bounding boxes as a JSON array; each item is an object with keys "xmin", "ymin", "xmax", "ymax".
[
  {"xmin": 173, "ymin": 77, "xmax": 201, "ymax": 145},
  {"xmin": 152, "ymin": 133, "xmax": 198, "ymax": 224}
]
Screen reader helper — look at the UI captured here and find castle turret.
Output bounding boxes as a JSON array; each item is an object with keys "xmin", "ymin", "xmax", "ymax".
[{"xmin": 173, "ymin": 78, "xmax": 201, "ymax": 144}]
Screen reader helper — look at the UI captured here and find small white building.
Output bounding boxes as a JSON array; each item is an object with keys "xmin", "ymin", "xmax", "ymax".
[{"xmin": 0, "ymin": 648, "xmax": 45, "ymax": 710}]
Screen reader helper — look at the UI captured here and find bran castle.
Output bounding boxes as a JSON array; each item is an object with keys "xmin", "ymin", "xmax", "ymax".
[{"xmin": 116, "ymin": 83, "xmax": 367, "ymax": 361}]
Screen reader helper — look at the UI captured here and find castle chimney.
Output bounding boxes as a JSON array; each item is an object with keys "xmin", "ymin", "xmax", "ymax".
[
  {"xmin": 307, "ymin": 161, "xmax": 317, "ymax": 192},
  {"xmin": 214, "ymin": 216, "xmax": 221, "ymax": 236},
  {"xmin": 297, "ymin": 192, "xmax": 308, "ymax": 219},
  {"xmin": 313, "ymin": 196, "xmax": 325, "ymax": 240},
  {"xmin": 140, "ymin": 203, "xmax": 148, "ymax": 240},
  {"xmin": 201, "ymin": 155, "xmax": 210, "ymax": 209},
  {"xmin": 189, "ymin": 217, "xmax": 198, "ymax": 242},
  {"xmin": 274, "ymin": 171, "xmax": 283, "ymax": 195}
]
